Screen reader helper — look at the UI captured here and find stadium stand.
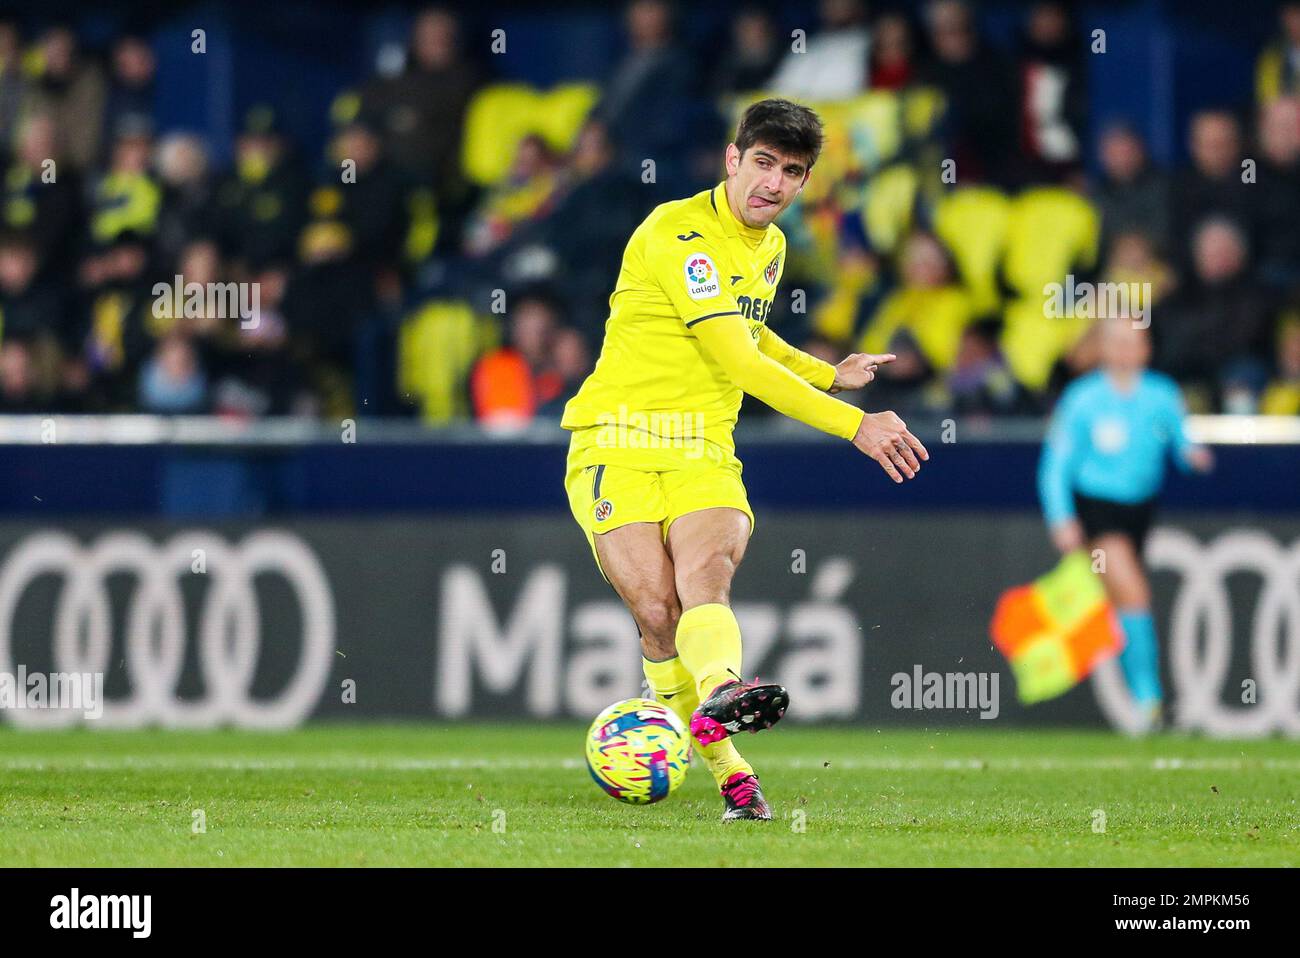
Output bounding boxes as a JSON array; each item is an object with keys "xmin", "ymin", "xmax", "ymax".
[{"xmin": 0, "ymin": 0, "xmax": 1295, "ymax": 421}]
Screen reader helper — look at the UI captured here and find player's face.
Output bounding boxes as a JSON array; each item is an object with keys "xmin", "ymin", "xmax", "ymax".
[{"xmin": 725, "ymin": 142, "xmax": 811, "ymax": 228}]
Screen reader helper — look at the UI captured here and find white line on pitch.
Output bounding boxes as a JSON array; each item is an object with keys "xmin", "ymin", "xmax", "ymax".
[{"xmin": 4, "ymin": 756, "xmax": 1300, "ymax": 772}]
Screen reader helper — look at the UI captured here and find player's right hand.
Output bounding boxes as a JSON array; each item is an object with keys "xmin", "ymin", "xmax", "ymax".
[
  {"xmin": 852, "ymin": 410, "xmax": 928, "ymax": 482},
  {"xmin": 831, "ymin": 353, "xmax": 894, "ymax": 393}
]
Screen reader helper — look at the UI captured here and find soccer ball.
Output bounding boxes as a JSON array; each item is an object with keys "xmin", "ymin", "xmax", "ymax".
[{"xmin": 585, "ymin": 698, "xmax": 691, "ymax": 804}]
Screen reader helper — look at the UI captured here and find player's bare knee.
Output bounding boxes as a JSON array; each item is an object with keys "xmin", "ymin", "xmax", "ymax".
[
  {"xmin": 675, "ymin": 551, "xmax": 738, "ymax": 606},
  {"xmin": 633, "ymin": 597, "xmax": 681, "ymax": 655}
]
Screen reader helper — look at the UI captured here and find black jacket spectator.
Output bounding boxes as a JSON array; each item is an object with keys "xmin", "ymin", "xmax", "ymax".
[
  {"xmin": 917, "ymin": 1, "xmax": 1019, "ymax": 187},
  {"xmin": 329, "ymin": 119, "xmax": 409, "ymax": 274},
  {"xmin": 216, "ymin": 108, "xmax": 309, "ymax": 271},
  {"xmin": 495, "ymin": 121, "xmax": 644, "ymax": 343},
  {"xmin": 359, "ymin": 8, "xmax": 483, "ymax": 197},
  {"xmin": 1093, "ymin": 124, "xmax": 1170, "ymax": 257},
  {"xmin": 155, "ymin": 134, "xmax": 220, "ymax": 267},
  {"xmin": 593, "ymin": 0, "xmax": 700, "ymax": 195},
  {"xmin": 3, "ymin": 115, "xmax": 84, "ymax": 284},
  {"xmin": 102, "ymin": 34, "xmax": 156, "ymax": 163},
  {"xmin": 1252, "ymin": 97, "xmax": 1300, "ymax": 287},
  {"xmin": 1169, "ymin": 111, "xmax": 1256, "ymax": 266},
  {"xmin": 710, "ymin": 8, "xmax": 782, "ymax": 94},
  {"xmin": 1157, "ymin": 219, "xmax": 1276, "ymax": 409}
]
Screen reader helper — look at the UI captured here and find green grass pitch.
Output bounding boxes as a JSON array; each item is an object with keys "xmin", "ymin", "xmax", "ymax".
[{"xmin": 2, "ymin": 724, "xmax": 1297, "ymax": 867}]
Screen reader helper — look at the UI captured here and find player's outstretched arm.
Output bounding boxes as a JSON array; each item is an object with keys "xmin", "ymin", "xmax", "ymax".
[
  {"xmin": 691, "ymin": 312, "xmax": 927, "ymax": 481},
  {"xmin": 753, "ymin": 325, "xmax": 894, "ymax": 393},
  {"xmin": 754, "ymin": 324, "xmax": 835, "ymax": 387}
]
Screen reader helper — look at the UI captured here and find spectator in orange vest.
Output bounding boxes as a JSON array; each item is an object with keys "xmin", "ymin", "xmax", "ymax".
[{"xmin": 472, "ymin": 292, "xmax": 569, "ymax": 428}]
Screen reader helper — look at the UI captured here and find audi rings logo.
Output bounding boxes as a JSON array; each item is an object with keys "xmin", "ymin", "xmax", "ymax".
[
  {"xmin": 1092, "ymin": 528, "xmax": 1300, "ymax": 738},
  {"xmin": 0, "ymin": 530, "xmax": 335, "ymax": 729}
]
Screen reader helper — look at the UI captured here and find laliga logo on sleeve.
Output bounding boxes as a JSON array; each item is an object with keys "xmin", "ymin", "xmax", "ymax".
[{"xmin": 684, "ymin": 253, "xmax": 719, "ymax": 300}]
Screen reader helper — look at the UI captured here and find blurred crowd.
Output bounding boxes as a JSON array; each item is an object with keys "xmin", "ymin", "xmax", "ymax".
[{"xmin": 0, "ymin": 1, "xmax": 1298, "ymax": 422}]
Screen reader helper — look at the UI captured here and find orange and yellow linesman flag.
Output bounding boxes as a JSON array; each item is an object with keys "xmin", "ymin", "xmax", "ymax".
[{"xmin": 990, "ymin": 551, "xmax": 1124, "ymax": 704}]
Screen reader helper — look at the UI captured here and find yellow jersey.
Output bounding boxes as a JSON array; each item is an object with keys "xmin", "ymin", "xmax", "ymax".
[{"xmin": 562, "ymin": 182, "xmax": 861, "ymax": 461}]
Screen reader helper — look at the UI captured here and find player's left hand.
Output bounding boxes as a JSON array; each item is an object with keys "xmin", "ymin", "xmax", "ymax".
[{"xmin": 831, "ymin": 353, "xmax": 895, "ymax": 393}]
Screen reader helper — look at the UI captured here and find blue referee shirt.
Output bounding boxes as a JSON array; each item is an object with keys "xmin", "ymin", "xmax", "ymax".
[{"xmin": 1038, "ymin": 370, "xmax": 1195, "ymax": 526}]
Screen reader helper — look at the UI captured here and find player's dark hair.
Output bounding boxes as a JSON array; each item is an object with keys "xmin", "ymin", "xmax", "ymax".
[{"xmin": 734, "ymin": 98, "xmax": 824, "ymax": 169}]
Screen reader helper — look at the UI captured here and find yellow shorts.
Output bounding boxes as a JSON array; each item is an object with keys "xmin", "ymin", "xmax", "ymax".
[{"xmin": 563, "ymin": 427, "xmax": 754, "ymax": 577}]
